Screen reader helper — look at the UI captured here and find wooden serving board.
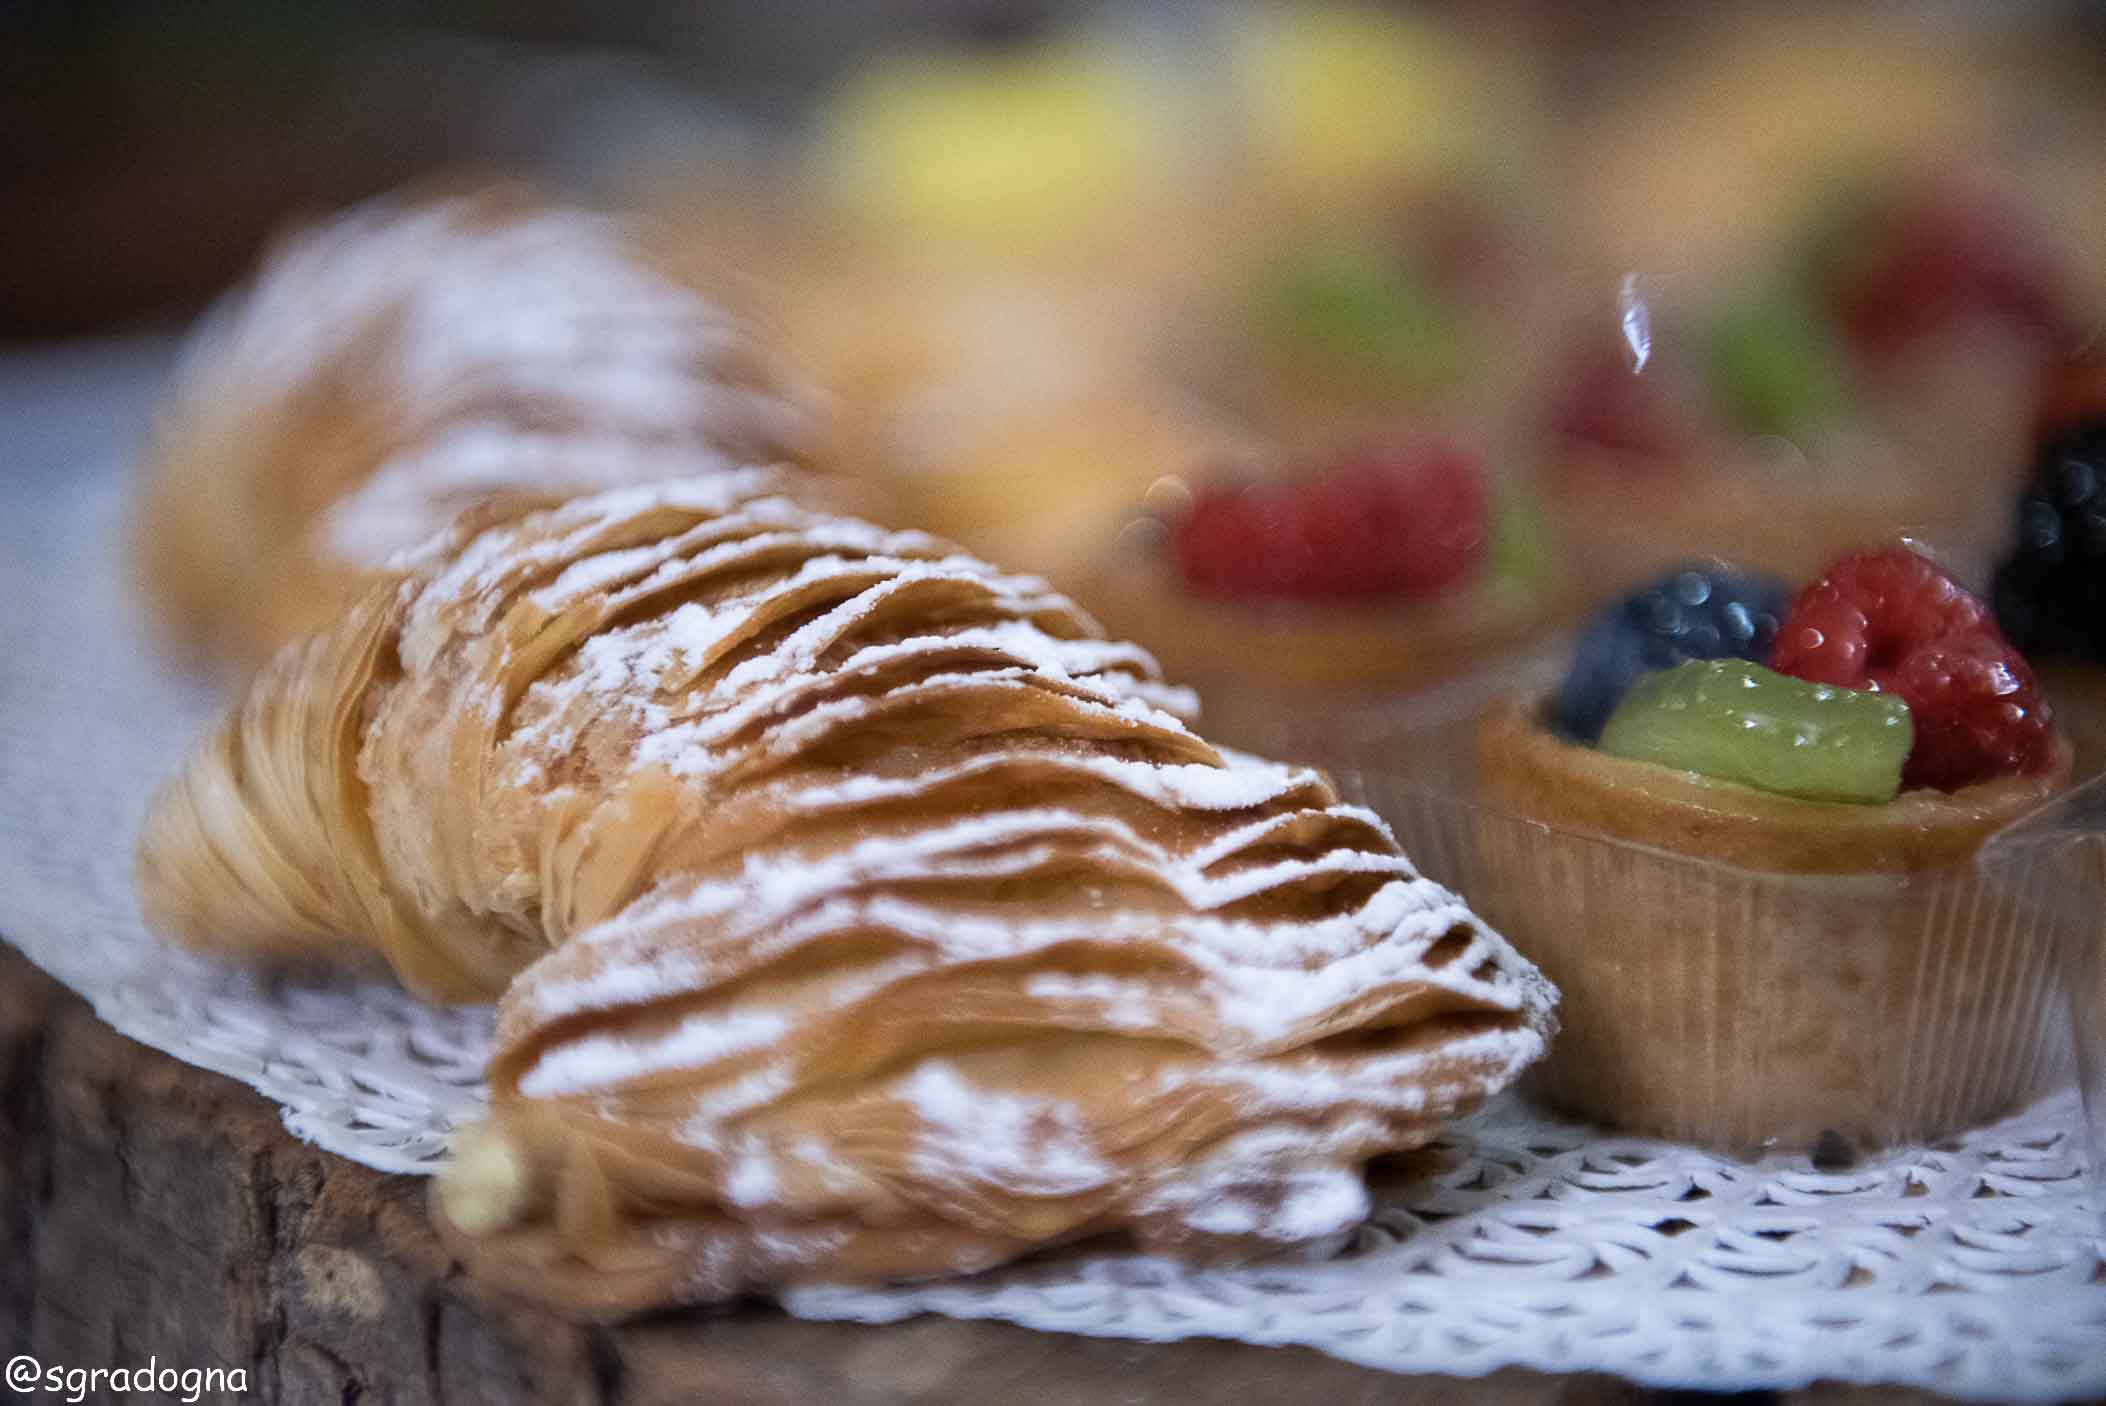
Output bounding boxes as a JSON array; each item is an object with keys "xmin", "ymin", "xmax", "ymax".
[{"xmin": 0, "ymin": 942, "xmax": 1943, "ymax": 1406}]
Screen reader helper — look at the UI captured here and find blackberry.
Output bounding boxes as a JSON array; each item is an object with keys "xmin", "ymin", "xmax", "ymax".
[
  {"xmin": 1991, "ymin": 422, "xmax": 2106, "ymax": 664},
  {"xmin": 1556, "ymin": 564, "xmax": 1789, "ymax": 743}
]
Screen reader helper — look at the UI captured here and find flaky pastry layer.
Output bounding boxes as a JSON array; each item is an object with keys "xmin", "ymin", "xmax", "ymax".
[{"xmin": 139, "ymin": 478, "xmax": 1554, "ymax": 1312}]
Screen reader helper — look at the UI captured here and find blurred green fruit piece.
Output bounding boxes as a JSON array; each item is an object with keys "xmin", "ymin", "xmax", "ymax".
[
  {"xmin": 1259, "ymin": 243, "xmax": 1461, "ymax": 391},
  {"xmin": 1703, "ymin": 293, "xmax": 1850, "ymax": 438}
]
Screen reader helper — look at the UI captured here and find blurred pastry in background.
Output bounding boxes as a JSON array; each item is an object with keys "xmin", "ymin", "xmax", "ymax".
[
  {"xmin": 1184, "ymin": 173, "xmax": 1569, "ymax": 467},
  {"xmin": 1549, "ymin": 11, "xmax": 2094, "ymax": 592},
  {"xmin": 805, "ymin": 25, "xmax": 1204, "ymax": 270},
  {"xmin": 1540, "ymin": 186, "xmax": 2070, "ymax": 598},
  {"xmin": 134, "ymin": 183, "xmax": 821, "ymax": 672},
  {"xmin": 1082, "ymin": 430, "xmax": 1570, "ymax": 754},
  {"xmin": 664, "ymin": 208, "xmax": 1185, "ymax": 539},
  {"xmin": 1219, "ymin": 2, "xmax": 1546, "ymax": 224},
  {"xmin": 1570, "ymin": 12, "xmax": 2024, "ymax": 293},
  {"xmin": 650, "ymin": 6, "xmax": 1562, "ymax": 570},
  {"xmin": 649, "ymin": 16, "xmax": 1225, "ymax": 531},
  {"xmin": 1181, "ymin": 4, "xmax": 1565, "ymax": 462}
]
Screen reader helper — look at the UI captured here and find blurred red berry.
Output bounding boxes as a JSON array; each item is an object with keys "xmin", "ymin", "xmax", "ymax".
[
  {"xmin": 1549, "ymin": 336, "xmax": 1679, "ymax": 467},
  {"xmin": 1834, "ymin": 189, "xmax": 2068, "ymax": 365},
  {"xmin": 1172, "ymin": 439, "xmax": 1486, "ymax": 601}
]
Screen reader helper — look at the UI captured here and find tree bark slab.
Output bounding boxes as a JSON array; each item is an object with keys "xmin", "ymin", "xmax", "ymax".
[{"xmin": 0, "ymin": 943, "xmax": 1944, "ymax": 1404}]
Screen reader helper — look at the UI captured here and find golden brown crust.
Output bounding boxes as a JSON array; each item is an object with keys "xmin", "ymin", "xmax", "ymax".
[
  {"xmin": 1476, "ymin": 701, "xmax": 2072, "ymax": 874},
  {"xmin": 139, "ymin": 478, "xmax": 1557, "ymax": 1310}
]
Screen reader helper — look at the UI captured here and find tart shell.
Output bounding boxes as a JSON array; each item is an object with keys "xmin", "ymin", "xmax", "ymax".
[{"xmin": 1462, "ymin": 703, "xmax": 2076, "ymax": 1152}]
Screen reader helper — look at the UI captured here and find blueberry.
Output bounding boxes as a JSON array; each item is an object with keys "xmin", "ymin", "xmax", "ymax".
[
  {"xmin": 1556, "ymin": 564, "xmax": 1791, "ymax": 743},
  {"xmin": 1993, "ymin": 423, "xmax": 2106, "ymax": 664}
]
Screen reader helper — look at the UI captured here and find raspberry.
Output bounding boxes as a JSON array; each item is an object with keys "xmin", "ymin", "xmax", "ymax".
[
  {"xmin": 1171, "ymin": 439, "xmax": 1486, "ymax": 601},
  {"xmin": 1884, "ymin": 636, "xmax": 2057, "ymax": 792},
  {"xmin": 1771, "ymin": 546, "xmax": 2057, "ymax": 790}
]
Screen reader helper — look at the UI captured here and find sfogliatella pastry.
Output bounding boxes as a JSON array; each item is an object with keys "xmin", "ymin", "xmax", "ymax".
[
  {"xmin": 1472, "ymin": 548, "xmax": 2071, "ymax": 1152},
  {"xmin": 135, "ymin": 184, "xmax": 813, "ymax": 671},
  {"xmin": 136, "ymin": 477, "xmax": 1556, "ymax": 1310}
]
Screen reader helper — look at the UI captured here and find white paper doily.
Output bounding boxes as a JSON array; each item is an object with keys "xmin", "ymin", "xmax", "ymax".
[{"xmin": 3, "ymin": 341, "xmax": 2104, "ymax": 1402}]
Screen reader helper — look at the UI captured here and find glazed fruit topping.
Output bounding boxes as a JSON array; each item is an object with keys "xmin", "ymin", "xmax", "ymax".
[
  {"xmin": 1824, "ymin": 187, "xmax": 2068, "ymax": 363},
  {"xmin": 1702, "ymin": 293, "xmax": 1849, "ymax": 438},
  {"xmin": 1549, "ymin": 333, "xmax": 1680, "ymax": 464},
  {"xmin": 1555, "ymin": 564, "xmax": 1789, "ymax": 743},
  {"xmin": 1772, "ymin": 546, "xmax": 2057, "ymax": 791},
  {"xmin": 1992, "ymin": 417, "xmax": 2106, "ymax": 664},
  {"xmin": 1599, "ymin": 658, "xmax": 1911, "ymax": 805},
  {"xmin": 1485, "ymin": 482, "xmax": 1557, "ymax": 600},
  {"xmin": 1172, "ymin": 439, "xmax": 1486, "ymax": 602},
  {"xmin": 1259, "ymin": 243, "xmax": 1461, "ymax": 391}
]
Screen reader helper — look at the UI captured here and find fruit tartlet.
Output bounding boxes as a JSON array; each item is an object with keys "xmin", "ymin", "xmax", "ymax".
[
  {"xmin": 1080, "ymin": 432, "xmax": 1571, "ymax": 758},
  {"xmin": 1975, "ymin": 775, "xmax": 2106, "ymax": 1200},
  {"xmin": 1571, "ymin": 11, "xmax": 2033, "ymax": 296},
  {"xmin": 1188, "ymin": 177, "xmax": 1564, "ymax": 470},
  {"xmin": 1467, "ymin": 548, "xmax": 2074, "ymax": 1153}
]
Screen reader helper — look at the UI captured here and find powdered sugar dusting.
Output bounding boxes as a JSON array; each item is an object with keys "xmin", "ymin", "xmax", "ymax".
[
  {"xmin": 1138, "ymin": 1126, "xmax": 1378, "ymax": 1242},
  {"xmin": 519, "ymin": 1005, "xmax": 790, "ymax": 1098},
  {"xmin": 898, "ymin": 1061, "xmax": 1114, "ymax": 1197},
  {"xmin": 160, "ymin": 190, "xmax": 809, "ymax": 572},
  {"xmin": 372, "ymin": 477, "xmax": 1557, "ymax": 1281},
  {"xmin": 1023, "ymin": 971, "xmax": 1159, "ymax": 1030}
]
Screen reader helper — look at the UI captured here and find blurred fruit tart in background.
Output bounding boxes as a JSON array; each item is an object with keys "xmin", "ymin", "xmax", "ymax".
[
  {"xmin": 1082, "ymin": 432, "xmax": 1571, "ymax": 752},
  {"xmin": 1543, "ymin": 176, "xmax": 2076, "ymax": 594},
  {"xmin": 1187, "ymin": 175, "xmax": 1561, "ymax": 464}
]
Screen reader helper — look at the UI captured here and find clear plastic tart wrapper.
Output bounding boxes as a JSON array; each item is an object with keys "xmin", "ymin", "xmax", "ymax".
[
  {"xmin": 137, "ymin": 476, "xmax": 1555, "ymax": 1314},
  {"xmin": 1977, "ymin": 776, "xmax": 2106, "ymax": 1201},
  {"xmin": 1460, "ymin": 701, "xmax": 2074, "ymax": 1154}
]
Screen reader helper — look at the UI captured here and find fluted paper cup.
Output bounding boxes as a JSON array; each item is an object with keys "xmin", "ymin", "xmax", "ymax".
[{"xmin": 1322, "ymin": 749, "xmax": 2078, "ymax": 1159}]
